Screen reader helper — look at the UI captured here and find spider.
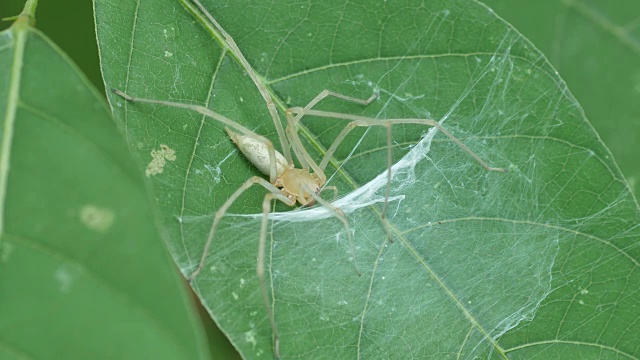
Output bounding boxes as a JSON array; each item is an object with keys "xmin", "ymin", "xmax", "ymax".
[
  {"xmin": 114, "ymin": 86, "xmax": 506, "ymax": 357},
  {"xmin": 112, "ymin": 1, "xmax": 507, "ymax": 358}
]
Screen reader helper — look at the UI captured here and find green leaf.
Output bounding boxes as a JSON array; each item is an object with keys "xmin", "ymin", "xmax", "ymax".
[
  {"xmin": 481, "ymin": 0, "xmax": 640, "ymax": 195},
  {"xmin": 0, "ymin": 7, "xmax": 209, "ymax": 360},
  {"xmin": 95, "ymin": 0, "xmax": 640, "ymax": 358}
]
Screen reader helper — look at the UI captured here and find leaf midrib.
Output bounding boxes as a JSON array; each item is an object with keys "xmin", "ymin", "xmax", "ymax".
[{"xmin": 0, "ymin": 23, "xmax": 26, "ymax": 238}]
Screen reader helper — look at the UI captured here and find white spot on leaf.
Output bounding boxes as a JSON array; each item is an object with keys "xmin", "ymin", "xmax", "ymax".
[
  {"xmin": 244, "ymin": 329, "xmax": 257, "ymax": 347},
  {"xmin": 80, "ymin": 205, "xmax": 115, "ymax": 233},
  {"xmin": 55, "ymin": 266, "xmax": 73, "ymax": 293},
  {"xmin": 1, "ymin": 242, "xmax": 14, "ymax": 262}
]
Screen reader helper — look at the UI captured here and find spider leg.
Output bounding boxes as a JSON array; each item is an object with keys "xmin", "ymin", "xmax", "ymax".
[
  {"xmin": 284, "ymin": 90, "xmax": 378, "ymax": 179},
  {"xmin": 112, "ymin": 89, "xmax": 282, "ymax": 184},
  {"xmin": 186, "ymin": 177, "xmax": 294, "ymax": 358},
  {"xmin": 259, "ymin": 193, "xmax": 280, "ymax": 359},
  {"xmin": 291, "ymin": 89, "xmax": 379, "ymax": 127},
  {"xmin": 287, "ymin": 107, "xmax": 508, "ymax": 242},
  {"xmin": 188, "ymin": 0, "xmax": 292, "ymax": 164},
  {"xmin": 188, "ymin": 176, "xmax": 294, "ymax": 282},
  {"xmin": 290, "ymin": 109, "xmax": 507, "ymax": 174},
  {"xmin": 319, "ymin": 185, "xmax": 338, "ymax": 201},
  {"xmin": 284, "ymin": 110, "xmax": 327, "ymax": 182},
  {"xmin": 303, "ymin": 184, "xmax": 361, "ymax": 276}
]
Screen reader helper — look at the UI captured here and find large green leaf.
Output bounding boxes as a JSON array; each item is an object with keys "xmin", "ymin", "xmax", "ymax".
[
  {"xmin": 481, "ymin": 0, "xmax": 640, "ymax": 195},
  {"xmin": 95, "ymin": 0, "xmax": 640, "ymax": 358},
  {"xmin": 0, "ymin": 4, "xmax": 209, "ymax": 359}
]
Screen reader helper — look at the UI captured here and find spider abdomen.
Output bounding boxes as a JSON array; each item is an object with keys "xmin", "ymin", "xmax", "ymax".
[{"xmin": 225, "ymin": 127, "xmax": 290, "ymax": 178}]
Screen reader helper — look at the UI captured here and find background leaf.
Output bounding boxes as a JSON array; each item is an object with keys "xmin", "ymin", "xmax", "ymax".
[
  {"xmin": 0, "ymin": 0, "xmax": 102, "ymax": 91},
  {"xmin": 96, "ymin": 0, "xmax": 640, "ymax": 359},
  {"xmin": 0, "ymin": 8, "xmax": 209, "ymax": 360},
  {"xmin": 482, "ymin": 0, "xmax": 640, "ymax": 195}
]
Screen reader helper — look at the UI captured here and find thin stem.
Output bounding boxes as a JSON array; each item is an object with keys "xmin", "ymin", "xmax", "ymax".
[
  {"xmin": 20, "ymin": 0, "xmax": 38, "ymax": 23},
  {"xmin": 187, "ymin": 0, "xmax": 293, "ymax": 164}
]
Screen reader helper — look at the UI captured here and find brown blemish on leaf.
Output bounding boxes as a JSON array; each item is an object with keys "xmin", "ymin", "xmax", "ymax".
[{"xmin": 146, "ymin": 144, "xmax": 176, "ymax": 176}]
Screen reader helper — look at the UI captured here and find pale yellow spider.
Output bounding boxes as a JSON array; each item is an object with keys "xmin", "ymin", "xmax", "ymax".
[{"xmin": 113, "ymin": 86, "xmax": 506, "ymax": 358}]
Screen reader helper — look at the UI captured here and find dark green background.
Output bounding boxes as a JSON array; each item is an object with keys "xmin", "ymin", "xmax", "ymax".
[{"xmin": 1, "ymin": 0, "xmax": 102, "ymax": 91}]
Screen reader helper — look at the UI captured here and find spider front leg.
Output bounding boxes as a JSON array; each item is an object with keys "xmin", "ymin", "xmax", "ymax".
[
  {"xmin": 259, "ymin": 193, "xmax": 282, "ymax": 359},
  {"xmin": 187, "ymin": 177, "xmax": 293, "ymax": 359},
  {"xmin": 319, "ymin": 185, "xmax": 338, "ymax": 201},
  {"xmin": 255, "ymin": 182, "xmax": 358, "ymax": 358},
  {"xmin": 188, "ymin": 177, "xmax": 294, "ymax": 281},
  {"xmin": 287, "ymin": 98, "xmax": 508, "ymax": 241},
  {"xmin": 302, "ymin": 184, "xmax": 361, "ymax": 276},
  {"xmin": 283, "ymin": 90, "xmax": 379, "ymax": 180},
  {"xmin": 284, "ymin": 90, "xmax": 398, "ymax": 241},
  {"xmin": 112, "ymin": 89, "xmax": 283, "ymax": 184},
  {"xmin": 291, "ymin": 89, "xmax": 379, "ymax": 128}
]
